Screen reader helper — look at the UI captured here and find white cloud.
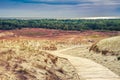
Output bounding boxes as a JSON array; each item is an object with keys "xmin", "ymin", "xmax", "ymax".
[{"xmin": 84, "ymin": 0, "xmax": 120, "ymax": 5}]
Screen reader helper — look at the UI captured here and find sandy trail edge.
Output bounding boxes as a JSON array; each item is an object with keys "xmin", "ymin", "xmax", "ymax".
[{"xmin": 47, "ymin": 46, "xmax": 120, "ymax": 80}]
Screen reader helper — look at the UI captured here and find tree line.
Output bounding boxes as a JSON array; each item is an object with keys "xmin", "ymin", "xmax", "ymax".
[{"xmin": 0, "ymin": 19, "xmax": 120, "ymax": 31}]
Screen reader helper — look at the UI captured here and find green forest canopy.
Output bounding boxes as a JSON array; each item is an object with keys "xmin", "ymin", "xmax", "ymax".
[{"xmin": 0, "ymin": 19, "xmax": 120, "ymax": 31}]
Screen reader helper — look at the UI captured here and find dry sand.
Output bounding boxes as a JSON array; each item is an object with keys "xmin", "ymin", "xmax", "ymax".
[{"xmin": 60, "ymin": 44, "xmax": 120, "ymax": 76}]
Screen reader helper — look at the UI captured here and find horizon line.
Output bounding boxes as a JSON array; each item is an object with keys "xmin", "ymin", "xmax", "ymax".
[{"xmin": 0, "ymin": 16, "xmax": 120, "ymax": 20}]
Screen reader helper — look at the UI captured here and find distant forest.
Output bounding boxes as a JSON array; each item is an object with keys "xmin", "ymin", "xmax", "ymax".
[{"xmin": 0, "ymin": 19, "xmax": 120, "ymax": 31}]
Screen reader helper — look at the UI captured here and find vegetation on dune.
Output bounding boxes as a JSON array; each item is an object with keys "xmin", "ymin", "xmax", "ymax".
[
  {"xmin": 0, "ymin": 19, "xmax": 120, "ymax": 31},
  {"xmin": 0, "ymin": 39, "xmax": 58, "ymax": 51},
  {"xmin": 89, "ymin": 36, "xmax": 120, "ymax": 56},
  {"xmin": 0, "ymin": 39, "xmax": 79, "ymax": 80}
]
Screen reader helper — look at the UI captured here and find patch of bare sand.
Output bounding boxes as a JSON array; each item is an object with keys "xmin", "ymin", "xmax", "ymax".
[{"xmin": 60, "ymin": 44, "xmax": 120, "ymax": 76}]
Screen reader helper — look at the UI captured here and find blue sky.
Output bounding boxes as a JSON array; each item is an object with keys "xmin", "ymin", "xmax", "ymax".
[{"xmin": 0, "ymin": 0, "xmax": 120, "ymax": 18}]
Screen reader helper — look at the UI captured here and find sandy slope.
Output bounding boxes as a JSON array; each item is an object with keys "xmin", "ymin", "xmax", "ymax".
[
  {"xmin": 48, "ymin": 46, "xmax": 120, "ymax": 80},
  {"xmin": 0, "ymin": 39, "xmax": 80, "ymax": 80}
]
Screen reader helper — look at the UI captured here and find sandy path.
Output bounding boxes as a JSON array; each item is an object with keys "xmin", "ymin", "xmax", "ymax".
[{"xmin": 48, "ymin": 46, "xmax": 120, "ymax": 80}]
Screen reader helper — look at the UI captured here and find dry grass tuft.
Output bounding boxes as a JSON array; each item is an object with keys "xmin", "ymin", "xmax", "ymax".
[{"xmin": 42, "ymin": 44, "xmax": 57, "ymax": 50}]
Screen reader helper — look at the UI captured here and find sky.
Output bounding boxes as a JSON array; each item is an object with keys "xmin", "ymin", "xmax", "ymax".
[{"xmin": 0, "ymin": 0, "xmax": 120, "ymax": 18}]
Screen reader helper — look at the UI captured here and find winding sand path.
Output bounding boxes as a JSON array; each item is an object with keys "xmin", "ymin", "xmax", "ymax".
[{"xmin": 49, "ymin": 46, "xmax": 120, "ymax": 80}]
